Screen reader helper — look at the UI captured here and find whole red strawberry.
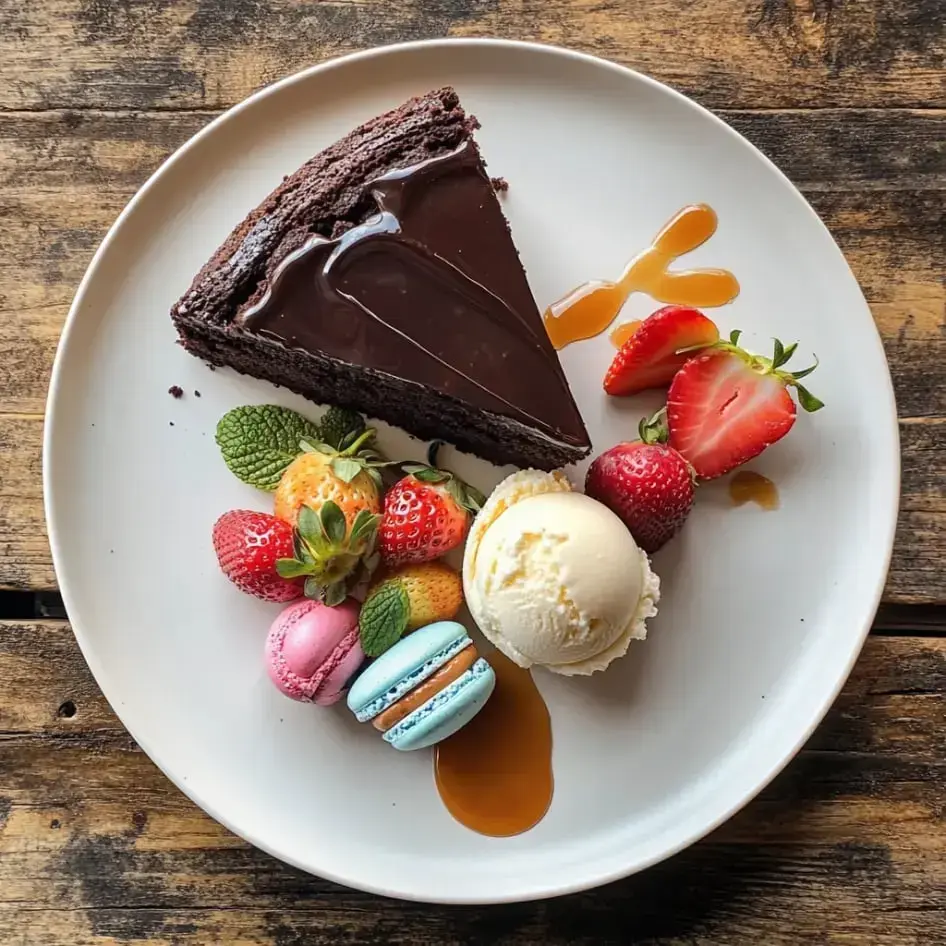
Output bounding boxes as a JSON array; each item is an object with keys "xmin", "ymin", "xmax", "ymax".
[
  {"xmin": 585, "ymin": 411, "xmax": 695, "ymax": 553},
  {"xmin": 212, "ymin": 509, "xmax": 304, "ymax": 602},
  {"xmin": 668, "ymin": 331, "xmax": 823, "ymax": 480},
  {"xmin": 379, "ymin": 444, "xmax": 485, "ymax": 567}
]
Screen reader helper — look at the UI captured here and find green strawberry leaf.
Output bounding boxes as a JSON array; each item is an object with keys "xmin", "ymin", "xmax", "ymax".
[
  {"xmin": 464, "ymin": 485, "xmax": 486, "ymax": 513},
  {"xmin": 795, "ymin": 383, "xmax": 825, "ymax": 413},
  {"xmin": 359, "ymin": 581, "xmax": 410, "ymax": 657},
  {"xmin": 303, "ymin": 577, "xmax": 323, "ymax": 600},
  {"xmin": 323, "ymin": 582, "xmax": 348, "ymax": 607},
  {"xmin": 301, "ymin": 439, "xmax": 337, "ymax": 456},
  {"xmin": 729, "ymin": 329, "xmax": 742, "ymax": 346},
  {"xmin": 320, "ymin": 406, "xmax": 366, "ymax": 450},
  {"xmin": 412, "ymin": 467, "xmax": 450, "ymax": 484},
  {"xmin": 320, "ymin": 501, "xmax": 347, "ymax": 546},
  {"xmin": 215, "ymin": 405, "xmax": 320, "ymax": 491},
  {"xmin": 276, "ymin": 558, "xmax": 311, "ymax": 579},
  {"xmin": 778, "ymin": 341, "xmax": 798, "ymax": 367},
  {"xmin": 791, "ymin": 356, "xmax": 820, "ymax": 381},
  {"xmin": 331, "ymin": 457, "xmax": 364, "ymax": 484},
  {"xmin": 297, "ymin": 505, "xmax": 323, "ymax": 545},
  {"xmin": 349, "ymin": 509, "xmax": 380, "ymax": 546},
  {"xmin": 292, "ymin": 530, "xmax": 316, "ymax": 566}
]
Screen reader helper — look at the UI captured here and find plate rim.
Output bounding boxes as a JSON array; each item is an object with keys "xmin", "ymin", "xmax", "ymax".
[{"xmin": 42, "ymin": 37, "xmax": 901, "ymax": 903}]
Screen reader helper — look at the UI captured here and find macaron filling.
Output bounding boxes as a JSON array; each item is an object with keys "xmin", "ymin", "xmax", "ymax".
[
  {"xmin": 351, "ymin": 634, "xmax": 473, "ymax": 723},
  {"xmin": 372, "ymin": 646, "xmax": 479, "ymax": 732},
  {"xmin": 382, "ymin": 658, "xmax": 494, "ymax": 747}
]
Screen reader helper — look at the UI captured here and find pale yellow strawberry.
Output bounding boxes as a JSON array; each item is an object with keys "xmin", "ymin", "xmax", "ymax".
[
  {"xmin": 358, "ymin": 561, "xmax": 463, "ymax": 657},
  {"xmin": 274, "ymin": 451, "xmax": 381, "ymax": 527},
  {"xmin": 396, "ymin": 562, "xmax": 463, "ymax": 630}
]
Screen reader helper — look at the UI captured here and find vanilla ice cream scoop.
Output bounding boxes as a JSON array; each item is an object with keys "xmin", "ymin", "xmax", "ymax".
[{"xmin": 463, "ymin": 470, "xmax": 659, "ymax": 676}]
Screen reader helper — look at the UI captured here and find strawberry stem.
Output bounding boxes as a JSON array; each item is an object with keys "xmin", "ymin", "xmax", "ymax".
[
  {"xmin": 340, "ymin": 428, "xmax": 376, "ymax": 457},
  {"xmin": 715, "ymin": 332, "xmax": 824, "ymax": 413},
  {"xmin": 638, "ymin": 407, "xmax": 670, "ymax": 445}
]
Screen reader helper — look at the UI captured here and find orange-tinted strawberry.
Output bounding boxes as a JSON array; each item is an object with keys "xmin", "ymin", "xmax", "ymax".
[
  {"xmin": 274, "ymin": 425, "xmax": 384, "ymax": 527},
  {"xmin": 358, "ymin": 561, "xmax": 464, "ymax": 656}
]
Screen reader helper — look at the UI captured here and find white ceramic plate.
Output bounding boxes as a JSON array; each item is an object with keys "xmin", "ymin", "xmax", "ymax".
[{"xmin": 44, "ymin": 40, "xmax": 899, "ymax": 903}]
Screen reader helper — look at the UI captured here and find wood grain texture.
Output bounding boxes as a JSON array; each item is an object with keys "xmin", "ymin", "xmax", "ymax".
[
  {"xmin": 0, "ymin": 620, "xmax": 942, "ymax": 945},
  {"xmin": 0, "ymin": 0, "xmax": 943, "ymax": 112},
  {"xmin": 0, "ymin": 107, "xmax": 943, "ymax": 597}
]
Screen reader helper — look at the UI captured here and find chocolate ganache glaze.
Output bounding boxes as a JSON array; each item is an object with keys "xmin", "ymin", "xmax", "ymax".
[{"xmin": 240, "ymin": 142, "xmax": 586, "ymax": 448}]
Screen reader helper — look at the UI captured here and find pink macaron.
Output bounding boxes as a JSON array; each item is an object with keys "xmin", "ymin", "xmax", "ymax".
[{"xmin": 266, "ymin": 598, "xmax": 364, "ymax": 706}]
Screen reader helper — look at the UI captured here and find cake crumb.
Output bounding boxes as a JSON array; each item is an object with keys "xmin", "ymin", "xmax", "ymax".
[
  {"xmin": 194, "ymin": 390, "xmax": 201, "ymax": 397},
  {"xmin": 168, "ymin": 385, "xmax": 184, "ymax": 398},
  {"xmin": 169, "ymin": 421, "xmax": 175, "ymax": 426},
  {"xmin": 491, "ymin": 176, "xmax": 509, "ymax": 193}
]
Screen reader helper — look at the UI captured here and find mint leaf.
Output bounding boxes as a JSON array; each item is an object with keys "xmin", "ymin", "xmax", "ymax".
[
  {"xmin": 216, "ymin": 405, "xmax": 320, "ymax": 491},
  {"xmin": 359, "ymin": 580, "xmax": 410, "ymax": 657},
  {"xmin": 320, "ymin": 406, "xmax": 366, "ymax": 450}
]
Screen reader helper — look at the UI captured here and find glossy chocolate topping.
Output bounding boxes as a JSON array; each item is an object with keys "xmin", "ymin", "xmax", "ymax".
[{"xmin": 241, "ymin": 142, "xmax": 586, "ymax": 446}]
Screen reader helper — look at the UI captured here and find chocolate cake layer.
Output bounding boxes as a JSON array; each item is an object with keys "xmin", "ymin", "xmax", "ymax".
[{"xmin": 171, "ymin": 88, "xmax": 590, "ymax": 470}]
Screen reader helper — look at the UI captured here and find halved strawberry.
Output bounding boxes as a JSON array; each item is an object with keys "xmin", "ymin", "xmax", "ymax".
[
  {"xmin": 667, "ymin": 331, "xmax": 823, "ymax": 480},
  {"xmin": 603, "ymin": 306, "xmax": 720, "ymax": 396}
]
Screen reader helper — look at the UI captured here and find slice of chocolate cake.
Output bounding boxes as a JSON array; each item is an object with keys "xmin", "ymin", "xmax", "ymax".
[{"xmin": 171, "ymin": 88, "xmax": 590, "ymax": 470}]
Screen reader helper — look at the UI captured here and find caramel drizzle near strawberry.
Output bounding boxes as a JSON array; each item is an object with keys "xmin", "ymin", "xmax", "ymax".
[{"xmin": 544, "ymin": 204, "xmax": 740, "ymax": 350}]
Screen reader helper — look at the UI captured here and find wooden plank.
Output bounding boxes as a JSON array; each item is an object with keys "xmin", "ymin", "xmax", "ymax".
[
  {"xmin": 0, "ymin": 0, "xmax": 943, "ymax": 113},
  {"xmin": 0, "ymin": 414, "xmax": 54, "ymax": 591},
  {"xmin": 0, "ymin": 621, "xmax": 942, "ymax": 944}
]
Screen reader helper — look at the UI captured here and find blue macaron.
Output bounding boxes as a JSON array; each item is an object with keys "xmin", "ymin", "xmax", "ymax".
[{"xmin": 346, "ymin": 621, "xmax": 496, "ymax": 751}]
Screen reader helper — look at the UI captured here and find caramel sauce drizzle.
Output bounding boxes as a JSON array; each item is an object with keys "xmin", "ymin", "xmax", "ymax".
[
  {"xmin": 434, "ymin": 650, "xmax": 553, "ymax": 837},
  {"xmin": 544, "ymin": 204, "xmax": 740, "ymax": 350},
  {"xmin": 609, "ymin": 319, "xmax": 642, "ymax": 349},
  {"xmin": 729, "ymin": 470, "xmax": 779, "ymax": 510}
]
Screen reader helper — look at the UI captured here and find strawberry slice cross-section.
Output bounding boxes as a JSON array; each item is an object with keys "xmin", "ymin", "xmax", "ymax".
[
  {"xmin": 604, "ymin": 305, "xmax": 720, "ymax": 397},
  {"xmin": 667, "ymin": 332, "xmax": 823, "ymax": 480}
]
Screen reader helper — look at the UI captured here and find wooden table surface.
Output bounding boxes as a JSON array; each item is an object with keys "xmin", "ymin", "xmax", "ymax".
[{"xmin": 1, "ymin": 2, "xmax": 944, "ymax": 943}]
